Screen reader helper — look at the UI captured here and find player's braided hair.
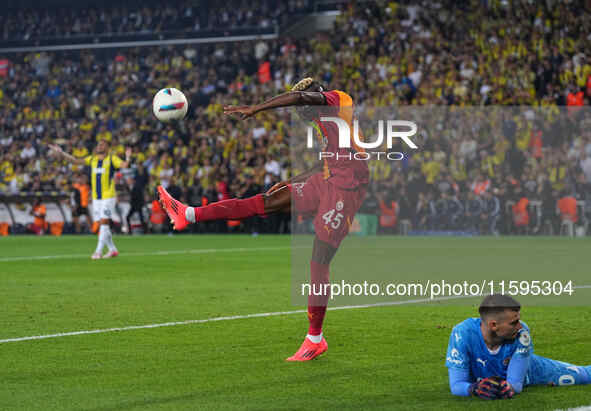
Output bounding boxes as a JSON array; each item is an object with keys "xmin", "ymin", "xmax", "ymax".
[
  {"xmin": 291, "ymin": 77, "xmax": 324, "ymax": 92},
  {"xmin": 290, "ymin": 77, "xmax": 325, "ymax": 122}
]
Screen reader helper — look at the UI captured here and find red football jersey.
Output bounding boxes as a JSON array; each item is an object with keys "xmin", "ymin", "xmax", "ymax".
[{"xmin": 312, "ymin": 90, "xmax": 369, "ymax": 189}]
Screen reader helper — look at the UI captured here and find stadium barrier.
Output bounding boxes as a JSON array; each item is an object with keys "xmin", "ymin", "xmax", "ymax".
[
  {"xmin": 0, "ymin": 192, "xmax": 154, "ymax": 235},
  {"xmin": 0, "ymin": 29, "xmax": 278, "ymax": 53},
  {"xmin": 1, "ymin": 193, "xmax": 587, "ymax": 237}
]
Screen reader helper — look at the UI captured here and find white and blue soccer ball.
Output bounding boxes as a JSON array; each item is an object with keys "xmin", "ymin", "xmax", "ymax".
[{"xmin": 152, "ymin": 88, "xmax": 188, "ymax": 122}]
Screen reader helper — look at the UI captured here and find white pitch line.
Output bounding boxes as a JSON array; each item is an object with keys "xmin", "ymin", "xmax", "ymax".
[
  {"xmin": 0, "ymin": 295, "xmax": 465, "ymax": 344},
  {"xmin": 2, "ymin": 288, "xmax": 590, "ymax": 344},
  {"xmin": 4, "ymin": 241, "xmax": 589, "ymax": 262},
  {"xmin": 555, "ymin": 406, "xmax": 591, "ymax": 411},
  {"xmin": 0, "ymin": 310, "xmax": 301, "ymax": 343},
  {"xmin": 0, "ymin": 246, "xmax": 291, "ymax": 262}
]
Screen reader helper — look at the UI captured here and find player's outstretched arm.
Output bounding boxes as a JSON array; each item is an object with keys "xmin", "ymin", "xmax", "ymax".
[
  {"xmin": 48, "ymin": 144, "xmax": 86, "ymax": 166},
  {"xmin": 448, "ymin": 368, "xmax": 473, "ymax": 397},
  {"xmin": 224, "ymin": 91, "xmax": 326, "ymax": 119},
  {"xmin": 504, "ymin": 354, "xmax": 529, "ymax": 395}
]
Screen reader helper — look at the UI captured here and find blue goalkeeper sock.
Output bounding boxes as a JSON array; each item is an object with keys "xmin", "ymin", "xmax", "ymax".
[{"xmin": 582, "ymin": 366, "xmax": 591, "ymax": 384}]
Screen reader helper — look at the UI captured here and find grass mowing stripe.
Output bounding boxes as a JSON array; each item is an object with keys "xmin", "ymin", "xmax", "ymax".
[
  {"xmin": 3, "ymin": 289, "xmax": 589, "ymax": 344},
  {"xmin": 0, "ymin": 246, "xmax": 291, "ymax": 262}
]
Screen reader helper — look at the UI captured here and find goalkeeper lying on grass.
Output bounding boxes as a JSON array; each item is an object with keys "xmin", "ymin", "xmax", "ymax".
[{"xmin": 446, "ymin": 294, "xmax": 591, "ymax": 399}]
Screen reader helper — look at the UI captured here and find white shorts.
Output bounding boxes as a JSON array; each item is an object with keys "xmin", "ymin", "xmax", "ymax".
[{"xmin": 92, "ymin": 198, "xmax": 117, "ymax": 221}]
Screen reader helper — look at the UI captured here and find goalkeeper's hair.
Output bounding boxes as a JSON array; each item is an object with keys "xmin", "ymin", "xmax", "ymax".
[
  {"xmin": 291, "ymin": 77, "xmax": 325, "ymax": 92},
  {"xmin": 479, "ymin": 294, "xmax": 521, "ymax": 319}
]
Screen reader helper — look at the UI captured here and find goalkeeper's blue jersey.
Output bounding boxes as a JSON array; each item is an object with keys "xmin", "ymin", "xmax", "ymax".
[
  {"xmin": 445, "ymin": 318, "xmax": 590, "ymax": 387},
  {"xmin": 445, "ymin": 318, "xmax": 532, "ymax": 381}
]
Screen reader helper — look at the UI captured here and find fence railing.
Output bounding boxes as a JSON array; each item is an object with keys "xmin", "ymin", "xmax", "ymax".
[{"xmin": 0, "ymin": 26, "xmax": 278, "ymax": 53}]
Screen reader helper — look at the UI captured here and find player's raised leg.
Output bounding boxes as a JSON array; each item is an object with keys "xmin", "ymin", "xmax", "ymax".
[{"xmin": 157, "ymin": 184, "xmax": 290, "ymax": 231}]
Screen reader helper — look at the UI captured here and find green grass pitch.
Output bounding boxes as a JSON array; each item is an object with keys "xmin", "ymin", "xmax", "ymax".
[{"xmin": 1, "ymin": 235, "xmax": 590, "ymax": 410}]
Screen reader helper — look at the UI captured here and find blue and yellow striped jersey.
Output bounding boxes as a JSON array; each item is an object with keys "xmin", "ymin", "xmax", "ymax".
[{"xmin": 84, "ymin": 154, "xmax": 123, "ymax": 200}]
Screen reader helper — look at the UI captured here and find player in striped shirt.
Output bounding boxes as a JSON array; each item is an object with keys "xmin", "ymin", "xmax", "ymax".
[{"xmin": 50, "ymin": 140, "xmax": 131, "ymax": 259}]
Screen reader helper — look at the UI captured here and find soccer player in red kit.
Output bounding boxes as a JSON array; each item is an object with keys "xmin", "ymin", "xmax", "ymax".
[{"xmin": 158, "ymin": 78, "xmax": 369, "ymax": 361}]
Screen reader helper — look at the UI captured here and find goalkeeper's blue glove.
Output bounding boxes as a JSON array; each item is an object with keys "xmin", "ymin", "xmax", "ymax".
[{"xmin": 469, "ymin": 377, "xmax": 501, "ymax": 400}]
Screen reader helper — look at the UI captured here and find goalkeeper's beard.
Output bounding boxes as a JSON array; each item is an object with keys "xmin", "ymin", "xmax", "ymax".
[{"xmin": 492, "ymin": 330, "xmax": 517, "ymax": 344}]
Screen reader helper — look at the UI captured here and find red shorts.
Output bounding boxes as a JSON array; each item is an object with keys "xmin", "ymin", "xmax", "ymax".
[{"xmin": 290, "ymin": 173, "xmax": 366, "ymax": 248}]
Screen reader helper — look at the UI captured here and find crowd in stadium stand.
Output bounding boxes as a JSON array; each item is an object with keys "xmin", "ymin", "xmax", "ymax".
[
  {"xmin": 1, "ymin": 0, "xmax": 591, "ymax": 235},
  {"xmin": 0, "ymin": 0, "xmax": 311, "ymax": 41}
]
